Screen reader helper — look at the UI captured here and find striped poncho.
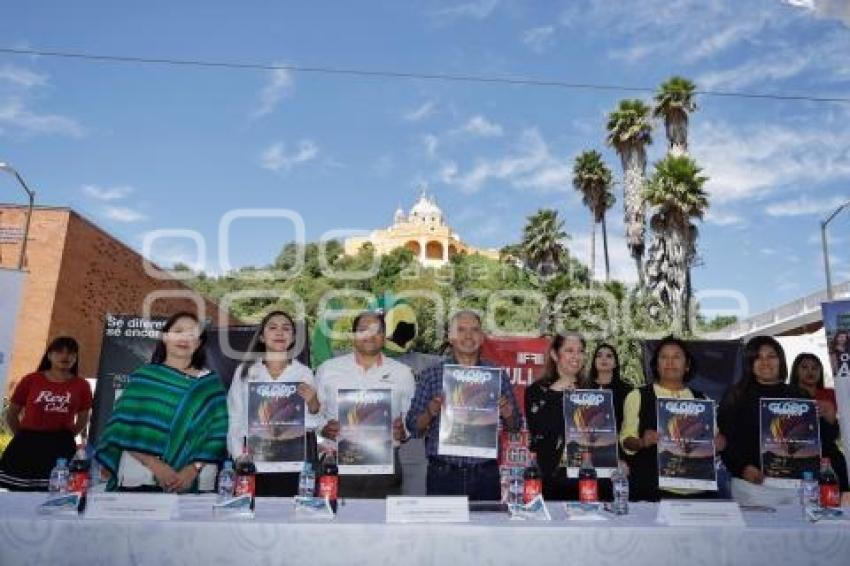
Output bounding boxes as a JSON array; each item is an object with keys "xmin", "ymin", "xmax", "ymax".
[{"xmin": 95, "ymin": 363, "xmax": 229, "ymax": 491}]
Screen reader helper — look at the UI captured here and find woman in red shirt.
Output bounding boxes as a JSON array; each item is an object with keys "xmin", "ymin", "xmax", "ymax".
[{"xmin": 0, "ymin": 337, "xmax": 92, "ymax": 491}]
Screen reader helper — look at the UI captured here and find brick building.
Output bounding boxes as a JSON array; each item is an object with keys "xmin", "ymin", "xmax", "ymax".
[{"xmin": 0, "ymin": 204, "xmax": 235, "ymax": 393}]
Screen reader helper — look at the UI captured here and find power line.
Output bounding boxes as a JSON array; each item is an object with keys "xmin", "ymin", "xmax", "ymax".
[{"xmin": 2, "ymin": 46, "xmax": 849, "ymax": 105}]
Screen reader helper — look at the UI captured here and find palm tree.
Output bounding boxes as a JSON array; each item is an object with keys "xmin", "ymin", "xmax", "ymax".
[
  {"xmin": 643, "ymin": 155, "xmax": 709, "ymax": 330},
  {"xmin": 606, "ymin": 99, "xmax": 653, "ymax": 285},
  {"xmin": 572, "ymin": 150, "xmax": 615, "ymax": 282},
  {"xmin": 653, "ymin": 76, "xmax": 697, "ymax": 156},
  {"xmin": 521, "ymin": 208, "xmax": 569, "ymax": 278}
]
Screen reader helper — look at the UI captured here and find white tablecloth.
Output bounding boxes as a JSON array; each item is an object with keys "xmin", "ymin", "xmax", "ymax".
[{"xmin": 0, "ymin": 494, "xmax": 847, "ymax": 566}]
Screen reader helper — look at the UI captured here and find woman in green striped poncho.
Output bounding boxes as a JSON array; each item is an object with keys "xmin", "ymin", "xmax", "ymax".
[{"xmin": 95, "ymin": 312, "xmax": 228, "ymax": 492}]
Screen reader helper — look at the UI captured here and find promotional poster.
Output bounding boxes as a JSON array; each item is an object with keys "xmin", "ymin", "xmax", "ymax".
[
  {"xmin": 657, "ymin": 398, "xmax": 717, "ymax": 490},
  {"xmin": 821, "ymin": 300, "xmax": 850, "ymax": 461},
  {"xmin": 563, "ymin": 389, "xmax": 618, "ymax": 478},
  {"xmin": 337, "ymin": 388, "xmax": 394, "ymax": 475},
  {"xmin": 246, "ymin": 381, "xmax": 306, "ymax": 473},
  {"xmin": 760, "ymin": 398, "xmax": 821, "ymax": 488},
  {"xmin": 439, "ymin": 365, "xmax": 501, "ymax": 459}
]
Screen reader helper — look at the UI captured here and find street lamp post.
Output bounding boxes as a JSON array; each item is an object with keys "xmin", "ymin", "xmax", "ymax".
[
  {"xmin": 0, "ymin": 162, "xmax": 36, "ymax": 270},
  {"xmin": 821, "ymin": 200, "xmax": 850, "ymax": 300}
]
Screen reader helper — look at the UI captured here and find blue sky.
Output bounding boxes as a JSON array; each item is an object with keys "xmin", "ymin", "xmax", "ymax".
[{"xmin": 1, "ymin": 0, "xmax": 849, "ymax": 318}]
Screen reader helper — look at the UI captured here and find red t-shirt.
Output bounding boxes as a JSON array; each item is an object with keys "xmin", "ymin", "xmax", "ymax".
[{"xmin": 10, "ymin": 372, "xmax": 93, "ymax": 432}]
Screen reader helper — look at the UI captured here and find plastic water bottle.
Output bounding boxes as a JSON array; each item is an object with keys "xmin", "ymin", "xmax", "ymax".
[
  {"xmin": 48, "ymin": 458, "xmax": 70, "ymax": 495},
  {"xmin": 217, "ymin": 461, "xmax": 235, "ymax": 502},
  {"xmin": 298, "ymin": 462, "xmax": 316, "ymax": 497},
  {"xmin": 611, "ymin": 463, "xmax": 629, "ymax": 515},
  {"xmin": 800, "ymin": 470, "xmax": 820, "ymax": 520},
  {"xmin": 508, "ymin": 467, "xmax": 525, "ymax": 505}
]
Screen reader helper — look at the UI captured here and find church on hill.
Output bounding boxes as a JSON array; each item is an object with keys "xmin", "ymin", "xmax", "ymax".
[{"xmin": 343, "ymin": 190, "xmax": 499, "ymax": 267}]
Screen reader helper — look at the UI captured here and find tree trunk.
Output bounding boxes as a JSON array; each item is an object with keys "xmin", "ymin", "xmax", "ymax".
[
  {"xmin": 666, "ymin": 112, "xmax": 689, "ymax": 156},
  {"xmin": 589, "ymin": 214, "xmax": 596, "ymax": 284},
  {"xmin": 620, "ymin": 145, "xmax": 647, "ymax": 286},
  {"xmin": 601, "ymin": 214, "xmax": 610, "ymax": 282}
]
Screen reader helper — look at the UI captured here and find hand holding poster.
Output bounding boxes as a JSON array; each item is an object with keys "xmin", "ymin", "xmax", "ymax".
[
  {"xmin": 563, "ymin": 390, "xmax": 618, "ymax": 478},
  {"xmin": 657, "ymin": 398, "xmax": 717, "ymax": 490},
  {"xmin": 337, "ymin": 388, "xmax": 393, "ymax": 475},
  {"xmin": 247, "ymin": 381, "xmax": 305, "ymax": 473},
  {"xmin": 439, "ymin": 365, "xmax": 501, "ymax": 459},
  {"xmin": 760, "ymin": 398, "xmax": 820, "ymax": 488}
]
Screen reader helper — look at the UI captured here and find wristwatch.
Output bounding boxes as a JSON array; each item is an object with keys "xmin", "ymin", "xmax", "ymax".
[{"xmin": 192, "ymin": 462, "xmax": 204, "ymax": 474}]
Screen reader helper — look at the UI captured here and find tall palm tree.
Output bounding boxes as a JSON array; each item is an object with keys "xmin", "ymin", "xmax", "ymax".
[
  {"xmin": 653, "ymin": 76, "xmax": 697, "ymax": 156},
  {"xmin": 606, "ymin": 99, "xmax": 653, "ymax": 285},
  {"xmin": 572, "ymin": 150, "xmax": 615, "ymax": 282},
  {"xmin": 644, "ymin": 155, "xmax": 709, "ymax": 330},
  {"xmin": 521, "ymin": 208, "xmax": 569, "ymax": 278}
]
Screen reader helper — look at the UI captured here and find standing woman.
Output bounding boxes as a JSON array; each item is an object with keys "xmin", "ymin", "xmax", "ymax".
[
  {"xmin": 620, "ymin": 335, "xmax": 725, "ymax": 502},
  {"xmin": 0, "ymin": 337, "xmax": 92, "ymax": 491},
  {"xmin": 586, "ymin": 343, "xmax": 632, "ymax": 432},
  {"xmin": 227, "ymin": 310, "xmax": 319, "ymax": 496},
  {"xmin": 525, "ymin": 332, "xmax": 586, "ymax": 501},
  {"xmin": 789, "ymin": 353, "xmax": 849, "ymax": 496},
  {"xmin": 95, "ymin": 312, "xmax": 228, "ymax": 492},
  {"xmin": 718, "ymin": 335, "xmax": 801, "ymax": 505}
]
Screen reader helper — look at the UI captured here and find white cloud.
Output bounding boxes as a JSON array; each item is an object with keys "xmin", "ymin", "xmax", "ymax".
[
  {"xmin": 82, "ymin": 185, "xmax": 133, "ymax": 201},
  {"xmin": 404, "ymin": 100, "xmax": 437, "ymax": 122},
  {"xmin": 432, "ymin": 0, "xmax": 500, "ymax": 20},
  {"xmin": 765, "ymin": 194, "xmax": 850, "ymax": 217},
  {"xmin": 260, "ymin": 140, "xmax": 319, "ymax": 171},
  {"xmin": 103, "ymin": 206, "xmax": 147, "ymax": 223},
  {"xmin": 253, "ymin": 67, "xmax": 294, "ymax": 118},
  {"xmin": 423, "ymin": 134, "xmax": 440, "ymax": 157},
  {"xmin": 571, "ymin": 227, "xmax": 639, "ymax": 284},
  {"xmin": 691, "ymin": 120, "xmax": 850, "ymax": 204},
  {"xmin": 783, "ymin": 0, "xmax": 850, "ymax": 27},
  {"xmin": 705, "ymin": 210, "xmax": 745, "ymax": 226},
  {"xmin": 0, "ymin": 98, "xmax": 84, "ymax": 137},
  {"xmin": 444, "ymin": 128, "xmax": 571, "ymax": 194},
  {"xmin": 458, "ymin": 115, "xmax": 503, "ymax": 138},
  {"xmin": 0, "ymin": 65, "xmax": 47, "ymax": 88},
  {"xmin": 521, "ymin": 26, "xmax": 555, "ymax": 53}
]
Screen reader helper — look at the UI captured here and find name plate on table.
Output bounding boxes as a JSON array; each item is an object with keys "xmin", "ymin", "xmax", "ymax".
[
  {"xmin": 85, "ymin": 493, "xmax": 178, "ymax": 521},
  {"xmin": 386, "ymin": 497, "xmax": 470, "ymax": 523},
  {"xmin": 657, "ymin": 501, "xmax": 745, "ymax": 527}
]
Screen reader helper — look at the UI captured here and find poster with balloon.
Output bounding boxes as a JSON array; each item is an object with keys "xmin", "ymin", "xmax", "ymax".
[
  {"xmin": 563, "ymin": 390, "xmax": 618, "ymax": 478},
  {"xmin": 247, "ymin": 381, "xmax": 306, "ymax": 473},
  {"xmin": 337, "ymin": 388, "xmax": 393, "ymax": 475},
  {"xmin": 657, "ymin": 398, "xmax": 717, "ymax": 490},
  {"xmin": 439, "ymin": 365, "xmax": 501, "ymax": 459},
  {"xmin": 759, "ymin": 398, "xmax": 820, "ymax": 488}
]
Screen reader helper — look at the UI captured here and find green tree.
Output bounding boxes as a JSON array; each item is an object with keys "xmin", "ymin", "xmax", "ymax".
[
  {"xmin": 653, "ymin": 76, "xmax": 697, "ymax": 156},
  {"xmin": 573, "ymin": 150, "xmax": 615, "ymax": 282},
  {"xmin": 521, "ymin": 209, "xmax": 569, "ymax": 278},
  {"xmin": 644, "ymin": 155, "xmax": 709, "ymax": 330},
  {"xmin": 606, "ymin": 99, "xmax": 653, "ymax": 285}
]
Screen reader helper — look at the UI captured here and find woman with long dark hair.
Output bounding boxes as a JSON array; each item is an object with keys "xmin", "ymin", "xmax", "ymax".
[
  {"xmin": 227, "ymin": 310, "xmax": 318, "ymax": 496},
  {"xmin": 620, "ymin": 335, "xmax": 725, "ymax": 501},
  {"xmin": 789, "ymin": 353, "xmax": 849, "ymax": 496},
  {"xmin": 586, "ymin": 343, "xmax": 632, "ymax": 432},
  {"xmin": 718, "ymin": 335, "xmax": 801, "ymax": 505},
  {"xmin": 95, "ymin": 312, "xmax": 228, "ymax": 492},
  {"xmin": 525, "ymin": 331, "xmax": 586, "ymax": 501},
  {"xmin": 0, "ymin": 337, "xmax": 92, "ymax": 491}
]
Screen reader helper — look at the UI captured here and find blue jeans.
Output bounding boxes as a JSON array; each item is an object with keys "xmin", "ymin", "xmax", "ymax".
[{"xmin": 426, "ymin": 458, "xmax": 500, "ymax": 501}]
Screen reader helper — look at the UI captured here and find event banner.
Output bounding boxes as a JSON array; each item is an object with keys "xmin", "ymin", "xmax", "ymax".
[
  {"xmin": 337, "ymin": 388, "xmax": 394, "ymax": 475},
  {"xmin": 563, "ymin": 390, "xmax": 618, "ymax": 478},
  {"xmin": 481, "ymin": 336, "xmax": 549, "ymax": 416},
  {"xmin": 821, "ymin": 300, "xmax": 850, "ymax": 461},
  {"xmin": 657, "ymin": 398, "xmax": 717, "ymax": 490},
  {"xmin": 760, "ymin": 398, "xmax": 821, "ymax": 488},
  {"xmin": 88, "ymin": 315, "xmax": 167, "ymax": 445},
  {"xmin": 439, "ymin": 365, "xmax": 501, "ymax": 459},
  {"xmin": 0, "ymin": 268, "xmax": 25, "ymax": 394},
  {"xmin": 246, "ymin": 381, "xmax": 305, "ymax": 473}
]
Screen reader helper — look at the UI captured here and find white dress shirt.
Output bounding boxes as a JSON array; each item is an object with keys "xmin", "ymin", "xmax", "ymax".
[
  {"xmin": 315, "ymin": 353, "xmax": 415, "ymax": 446},
  {"xmin": 227, "ymin": 359, "xmax": 317, "ymax": 459}
]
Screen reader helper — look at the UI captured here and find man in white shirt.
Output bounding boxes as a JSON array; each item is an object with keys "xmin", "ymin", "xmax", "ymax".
[{"xmin": 316, "ymin": 311, "xmax": 415, "ymax": 498}]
